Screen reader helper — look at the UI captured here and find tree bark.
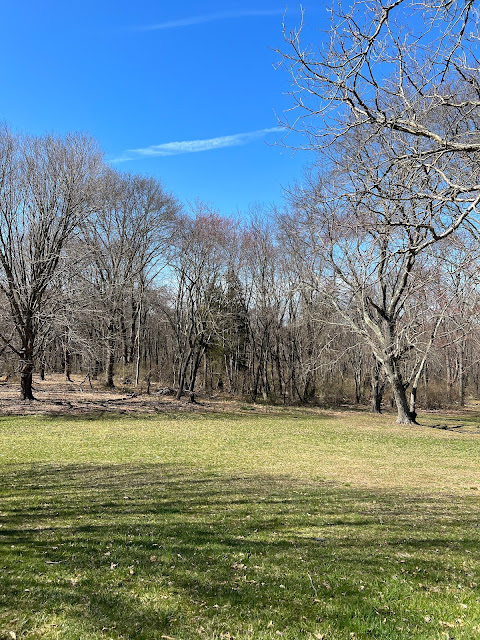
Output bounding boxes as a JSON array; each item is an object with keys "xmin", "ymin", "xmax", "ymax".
[
  {"xmin": 391, "ymin": 374, "xmax": 416, "ymax": 424},
  {"xmin": 176, "ymin": 350, "xmax": 192, "ymax": 400},
  {"xmin": 382, "ymin": 357, "xmax": 417, "ymax": 424},
  {"xmin": 20, "ymin": 349, "xmax": 35, "ymax": 400},
  {"xmin": 187, "ymin": 347, "xmax": 204, "ymax": 403},
  {"xmin": 370, "ymin": 358, "xmax": 384, "ymax": 414}
]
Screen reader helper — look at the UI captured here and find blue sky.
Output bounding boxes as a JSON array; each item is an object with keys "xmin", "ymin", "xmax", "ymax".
[{"xmin": 0, "ymin": 1, "xmax": 326, "ymax": 216}]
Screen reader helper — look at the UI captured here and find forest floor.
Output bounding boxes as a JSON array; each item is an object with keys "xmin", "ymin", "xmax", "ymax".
[{"xmin": 0, "ymin": 374, "xmax": 251, "ymax": 417}]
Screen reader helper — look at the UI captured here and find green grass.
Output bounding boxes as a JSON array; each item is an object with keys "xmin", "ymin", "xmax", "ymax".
[{"xmin": 1, "ymin": 410, "xmax": 480, "ymax": 639}]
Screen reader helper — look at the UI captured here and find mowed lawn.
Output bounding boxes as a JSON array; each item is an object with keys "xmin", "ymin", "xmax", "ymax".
[{"xmin": 1, "ymin": 409, "xmax": 480, "ymax": 639}]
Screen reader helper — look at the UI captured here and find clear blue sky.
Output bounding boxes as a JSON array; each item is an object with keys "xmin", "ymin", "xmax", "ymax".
[{"xmin": 0, "ymin": 1, "xmax": 326, "ymax": 216}]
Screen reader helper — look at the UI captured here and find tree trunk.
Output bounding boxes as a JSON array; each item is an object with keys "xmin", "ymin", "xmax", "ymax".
[
  {"xmin": 303, "ymin": 372, "xmax": 315, "ymax": 403},
  {"xmin": 459, "ymin": 341, "xmax": 465, "ymax": 407},
  {"xmin": 135, "ymin": 335, "xmax": 141, "ymax": 387},
  {"xmin": 120, "ymin": 312, "xmax": 129, "ymax": 366},
  {"xmin": 176, "ymin": 350, "xmax": 192, "ymax": 400},
  {"xmin": 445, "ymin": 350, "xmax": 455, "ymax": 403},
  {"xmin": 135, "ymin": 305, "xmax": 142, "ymax": 387},
  {"xmin": 354, "ymin": 369, "xmax": 362, "ymax": 404},
  {"xmin": 409, "ymin": 385, "xmax": 418, "ymax": 419},
  {"xmin": 391, "ymin": 375, "xmax": 416, "ymax": 424},
  {"xmin": 370, "ymin": 358, "xmax": 384, "ymax": 413},
  {"xmin": 383, "ymin": 359, "xmax": 416, "ymax": 424},
  {"xmin": 106, "ymin": 318, "xmax": 115, "ymax": 388},
  {"xmin": 129, "ymin": 297, "xmax": 138, "ymax": 364},
  {"xmin": 146, "ymin": 371, "xmax": 151, "ymax": 395},
  {"xmin": 64, "ymin": 343, "xmax": 72, "ymax": 382},
  {"xmin": 187, "ymin": 347, "xmax": 204, "ymax": 403},
  {"xmin": 20, "ymin": 350, "xmax": 35, "ymax": 401}
]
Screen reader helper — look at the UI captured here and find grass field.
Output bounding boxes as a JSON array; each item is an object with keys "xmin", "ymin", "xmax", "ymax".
[{"xmin": 1, "ymin": 408, "xmax": 480, "ymax": 639}]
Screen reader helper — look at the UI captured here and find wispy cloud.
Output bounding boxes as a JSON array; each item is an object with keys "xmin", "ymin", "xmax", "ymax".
[
  {"xmin": 135, "ymin": 9, "xmax": 284, "ymax": 31},
  {"xmin": 112, "ymin": 127, "xmax": 283, "ymax": 163}
]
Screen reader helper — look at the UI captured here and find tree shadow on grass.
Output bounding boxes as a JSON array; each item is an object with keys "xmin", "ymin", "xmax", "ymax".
[{"xmin": 1, "ymin": 464, "xmax": 480, "ymax": 639}]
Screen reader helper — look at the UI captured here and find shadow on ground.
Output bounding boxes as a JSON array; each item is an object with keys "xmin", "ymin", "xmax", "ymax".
[{"xmin": 1, "ymin": 464, "xmax": 480, "ymax": 639}]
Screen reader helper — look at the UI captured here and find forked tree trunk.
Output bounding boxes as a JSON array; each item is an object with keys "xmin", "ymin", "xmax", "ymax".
[
  {"xmin": 176, "ymin": 349, "xmax": 192, "ymax": 400},
  {"xmin": 384, "ymin": 360, "xmax": 417, "ymax": 424},
  {"xmin": 392, "ymin": 376, "xmax": 416, "ymax": 424}
]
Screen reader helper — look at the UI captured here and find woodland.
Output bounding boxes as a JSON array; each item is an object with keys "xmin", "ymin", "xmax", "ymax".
[
  {"xmin": 1, "ymin": 0, "xmax": 480, "ymax": 425},
  {"xmin": 3, "ymin": 5, "xmax": 480, "ymax": 639}
]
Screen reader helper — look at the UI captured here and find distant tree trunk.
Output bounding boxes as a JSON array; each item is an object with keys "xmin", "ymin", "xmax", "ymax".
[
  {"xmin": 370, "ymin": 357, "xmax": 384, "ymax": 414},
  {"xmin": 354, "ymin": 369, "xmax": 362, "ymax": 404},
  {"xmin": 187, "ymin": 347, "xmax": 204, "ymax": 403},
  {"xmin": 146, "ymin": 371, "xmax": 151, "ymax": 394},
  {"xmin": 350, "ymin": 349, "xmax": 364, "ymax": 404},
  {"xmin": 135, "ymin": 338, "xmax": 141, "ymax": 387},
  {"xmin": 445, "ymin": 350, "xmax": 456, "ymax": 403},
  {"xmin": 135, "ymin": 302, "xmax": 142, "ymax": 387},
  {"xmin": 409, "ymin": 386, "xmax": 418, "ymax": 419},
  {"xmin": 129, "ymin": 297, "xmax": 138, "ymax": 364},
  {"xmin": 64, "ymin": 343, "xmax": 72, "ymax": 382},
  {"xmin": 106, "ymin": 317, "xmax": 115, "ymax": 388},
  {"xmin": 120, "ymin": 311, "xmax": 129, "ymax": 366},
  {"xmin": 39, "ymin": 352, "xmax": 46, "ymax": 381},
  {"xmin": 459, "ymin": 340, "xmax": 466, "ymax": 407},
  {"xmin": 203, "ymin": 353, "xmax": 210, "ymax": 391},
  {"xmin": 302, "ymin": 372, "xmax": 315, "ymax": 403},
  {"xmin": 176, "ymin": 350, "xmax": 192, "ymax": 400}
]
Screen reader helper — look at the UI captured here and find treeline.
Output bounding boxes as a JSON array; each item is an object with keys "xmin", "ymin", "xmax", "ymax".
[{"xmin": 0, "ymin": 123, "xmax": 477, "ymax": 416}]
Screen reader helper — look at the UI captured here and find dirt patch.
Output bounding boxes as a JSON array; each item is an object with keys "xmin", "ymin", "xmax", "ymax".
[{"xmin": 0, "ymin": 374, "xmax": 252, "ymax": 417}]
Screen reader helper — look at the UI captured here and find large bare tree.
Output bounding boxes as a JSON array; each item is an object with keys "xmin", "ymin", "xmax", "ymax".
[
  {"xmin": 0, "ymin": 126, "xmax": 101, "ymax": 399},
  {"xmin": 280, "ymin": 0, "xmax": 480, "ymax": 237},
  {"xmin": 278, "ymin": 0, "xmax": 480, "ymax": 421},
  {"xmin": 282, "ymin": 126, "xmax": 468, "ymax": 422}
]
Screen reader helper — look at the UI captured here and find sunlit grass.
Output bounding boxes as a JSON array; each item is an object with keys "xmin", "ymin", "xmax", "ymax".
[{"xmin": 1, "ymin": 410, "xmax": 480, "ymax": 639}]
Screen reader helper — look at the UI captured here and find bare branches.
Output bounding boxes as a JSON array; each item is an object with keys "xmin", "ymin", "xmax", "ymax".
[
  {"xmin": 0, "ymin": 127, "xmax": 102, "ymax": 398},
  {"xmin": 280, "ymin": 0, "xmax": 480, "ymax": 187}
]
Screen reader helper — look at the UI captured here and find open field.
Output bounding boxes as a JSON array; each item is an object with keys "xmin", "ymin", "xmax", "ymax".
[{"xmin": 1, "ymin": 402, "xmax": 480, "ymax": 639}]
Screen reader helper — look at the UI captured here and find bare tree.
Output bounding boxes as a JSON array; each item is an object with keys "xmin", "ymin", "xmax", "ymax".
[
  {"xmin": 280, "ymin": 0, "xmax": 480, "ymax": 242},
  {"xmin": 0, "ymin": 126, "xmax": 101, "ymax": 399},
  {"xmin": 168, "ymin": 205, "xmax": 234, "ymax": 402},
  {"xmin": 80, "ymin": 169, "xmax": 179, "ymax": 388},
  {"xmin": 278, "ymin": 0, "xmax": 480, "ymax": 421},
  {"xmin": 283, "ymin": 126, "xmax": 465, "ymax": 422}
]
